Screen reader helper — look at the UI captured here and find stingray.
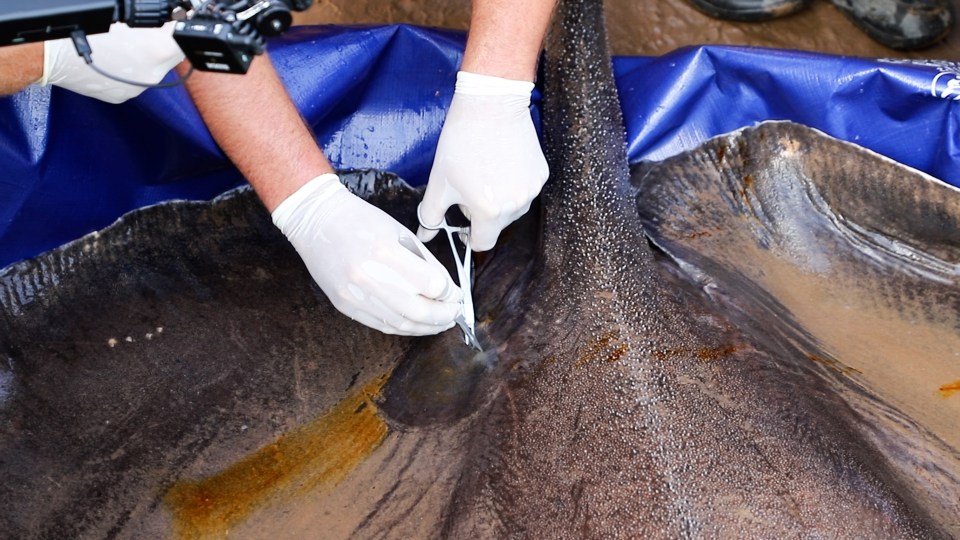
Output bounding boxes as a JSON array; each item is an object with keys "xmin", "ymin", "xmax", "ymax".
[{"xmin": 1, "ymin": 0, "xmax": 958, "ymax": 538}]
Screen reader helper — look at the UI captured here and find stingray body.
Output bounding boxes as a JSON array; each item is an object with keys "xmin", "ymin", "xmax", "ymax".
[{"xmin": 1, "ymin": 0, "xmax": 958, "ymax": 538}]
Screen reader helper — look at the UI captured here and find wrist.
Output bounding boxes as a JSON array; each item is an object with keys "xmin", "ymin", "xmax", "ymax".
[
  {"xmin": 39, "ymin": 40, "xmax": 58, "ymax": 86},
  {"xmin": 270, "ymin": 173, "xmax": 342, "ymax": 230},
  {"xmin": 256, "ymin": 163, "xmax": 336, "ymax": 212},
  {"xmin": 455, "ymin": 71, "xmax": 535, "ymax": 97}
]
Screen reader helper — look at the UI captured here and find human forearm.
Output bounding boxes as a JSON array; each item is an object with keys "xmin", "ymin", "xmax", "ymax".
[
  {"xmin": 179, "ymin": 55, "xmax": 334, "ymax": 211},
  {"xmin": 461, "ymin": 0, "xmax": 558, "ymax": 81},
  {"xmin": 0, "ymin": 43, "xmax": 43, "ymax": 95}
]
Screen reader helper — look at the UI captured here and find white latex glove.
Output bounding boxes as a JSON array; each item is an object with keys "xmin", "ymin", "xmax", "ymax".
[
  {"xmin": 272, "ymin": 173, "xmax": 463, "ymax": 336},
  {"xmin": 417, "ymin": 71, "xmax": 549, "ymax": 251},
  {"xmin": 39, "ymin": 22, "xmax": 184, "ymax": 104}
]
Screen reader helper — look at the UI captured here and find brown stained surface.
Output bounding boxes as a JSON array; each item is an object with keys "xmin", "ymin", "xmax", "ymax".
[
  {"xmin": 651, "ymin": 345, "xmax": 742, "ymax": 361},
  {"xmin": 808, "ymin": 353, "xmax": 863, "ymax": 376},
  {"xmin": 635, "ymin": 121, "xmax": 960, "ymax": 533},
  {"xmin": 639, "ymin": 124, "xmax": 960, "ymax": 528},
  {"xmin": 730, "ymin": 249, "xmax": 960, "ymax": 449},
  {"xmin": 295, "ymin": 0, "xmax": 960, "ymax": 59},
  {"xmin": 638, "ymin": 120, "xmax": 960, "ymax": 456},
  {"xmin": 573, "ymin": 328, "xmax": 625, "ymax": 367},
  {"xmin": 941, "ymin": 379, "xmax": 960, "ymax": 398},
  {"xmin": 165, "ymin": 374, "xmax": 391, "ymax": 539}
]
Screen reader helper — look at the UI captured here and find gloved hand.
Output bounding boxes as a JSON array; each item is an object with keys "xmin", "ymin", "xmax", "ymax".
[
  {"xmin": 271, "ymin": 173, "xmax": 463, "ymax": 336},
  {"xmin": 40, "ymin": 22, "xmax": 184, "ymax": 104},
  {"xmin": 417, "ymin": 71, "xmax": 549, "ymax": 252}
]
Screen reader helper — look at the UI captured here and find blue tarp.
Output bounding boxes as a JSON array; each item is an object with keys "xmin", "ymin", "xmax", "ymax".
[
  {"xmin": 1, "ymin": 24, "xmax": 958, "ymax": 269},
  {"xmin": 614, "ymin": 47, "xmax": 960, "ymax": 187}
]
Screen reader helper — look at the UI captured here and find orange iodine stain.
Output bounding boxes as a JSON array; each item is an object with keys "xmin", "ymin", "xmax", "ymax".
[
  {"xmin": 606, "ymin": 343, "xmax": 629, "ymax": 363},
  {"xmin": 939, "ymin": 380, "xmax": 960, "ymax": 399},
  {"xmin": 574, "ymin": 329, "xmax": 626, "ymax": 368},
  {"xmin": 652, "ymin": 345, "xmax": 740, "ymax": 362},
  {"xmin": 695, "ymin": 345, "xmax": 739, "ymax": 361},
  {"xmin": 807, "ymin": 354, "xmax": 862, "ymax": 376},
  {"xmin": 684, "ymin": 230, "xmax": 713, "ymax": 240},
  {"xmin": 164, "ymin": 374, "xmax": 391, "ymax": 539},
  {"xmin": 740, "ymin": 173, "xmax": 755, "ymax": 199}
]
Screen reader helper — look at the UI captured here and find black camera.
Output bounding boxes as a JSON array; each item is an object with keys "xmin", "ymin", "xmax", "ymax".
[
  {"xmin": 0, "ymin": 0, "xmax": 313, "ymax": 74},
  {"xmin": 170, "ymin": 0, "xmax": 314, "ymax": 74}
]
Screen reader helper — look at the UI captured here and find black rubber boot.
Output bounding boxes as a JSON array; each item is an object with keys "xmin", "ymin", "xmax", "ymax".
[
  {"xmin": 685, "ymin": 0, "xmax": 813, "ymax": 21},
  {"xmin": 828, "ymin": 0, "xmax": 953, "ymax": 50}
]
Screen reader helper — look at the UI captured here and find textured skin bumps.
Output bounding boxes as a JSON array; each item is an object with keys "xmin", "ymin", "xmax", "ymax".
[{"xmin": 0, "ymin": 1, "xmax": 957, "ymax": 538}]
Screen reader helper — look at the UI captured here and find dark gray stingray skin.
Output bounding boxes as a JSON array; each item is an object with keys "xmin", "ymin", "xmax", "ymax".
[
  {"xmin": 0, "ymin": 171, "xmax": 421, "ymax": 538},
  {"xmin": 632, "ymin": 120, "xmax": 960, "ymax": 534},
  {"xmin": 1, "ymin": 0, "xmax": 958, "ymax": 538}
]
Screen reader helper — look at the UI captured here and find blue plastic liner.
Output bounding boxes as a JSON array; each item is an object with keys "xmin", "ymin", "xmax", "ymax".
[
  {"xmin": 614, "ymin": 46, "xmax": 960, "ymax": 186},
  {"xmin": 1, "ymin": 24, "xmax": 958, "ymax": 268},
  {"xmin": 0, "ymin": 25, "xmax": 467, "ymax": 267}
]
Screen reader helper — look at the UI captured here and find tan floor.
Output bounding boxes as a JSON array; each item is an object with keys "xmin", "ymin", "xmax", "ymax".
[{"xmin": 294, "ymin": 0, "xmax": 960, "ymax": 60}]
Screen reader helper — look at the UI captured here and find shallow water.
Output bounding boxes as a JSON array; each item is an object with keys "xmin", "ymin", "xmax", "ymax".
[{"xmin": 635, "ymin": 121, "xmax": 960, "ymax": 534}]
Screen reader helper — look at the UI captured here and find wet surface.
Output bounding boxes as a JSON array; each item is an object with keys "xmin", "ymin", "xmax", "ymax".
[
  {"xmin": 634, "ymin": 120, "xmax": 960, "ymax": 535},
  {"xmin": 2, "ymin": 0, "xmax": 959, "ymax": 538},
  {"xmin": 0, "ymin": 171, "xmax": 418, "ymax": 539},
  {"xmin": 165, "ymin": 374, "xmax": 391, "ymax": 539},
  {"xmin": 377, "ymin": 330, "xmax": 499, "ymax": 428}
]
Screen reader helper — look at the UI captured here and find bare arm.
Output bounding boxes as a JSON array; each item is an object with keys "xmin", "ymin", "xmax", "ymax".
[
  {"xmin": 0, "ymin": 42, "xmax": 328, "ymax": 213},
  {"xmin": 461, "ymin": 0, "xmax": 558, "ymax": 81},
  {"xmin": 177, "ymin": 55, "xmax": 334, "ymax": 212},
  {"xmin": 0, "ymin": 33, "xmax": 327, "ymax": 210},
  {"xmin": 181, "ymin": 53, "xmax": 463, "ymax": 336},
  {"xmin": 0, "ymin": 43, "xmax": 43, "ymax": 95}
]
